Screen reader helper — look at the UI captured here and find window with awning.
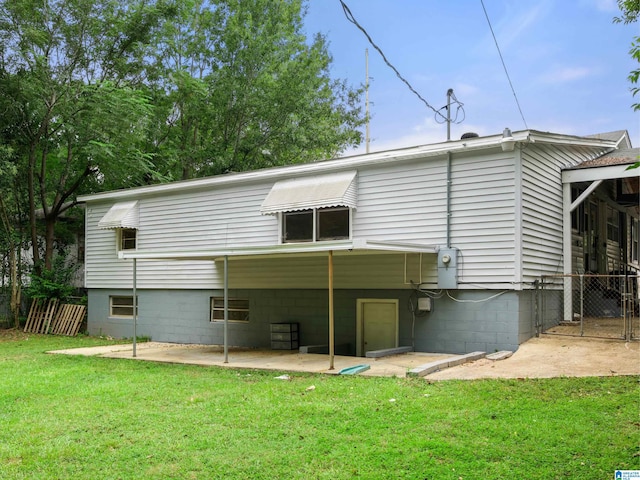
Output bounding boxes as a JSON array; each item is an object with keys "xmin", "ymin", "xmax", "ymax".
[
  {"xmin": 261, "ymin": 171, "xmax": 357, "ymax": 243},
  {"xmin": 97, "ymin": 201, "xmax": 139, "ymax": 229},
  {"xmin": 260, "ymin": 170, "xmax": 357, "ymax": 215},
  {"xmin": 98, "ymin": 201, "xmax": 139, "ymax": 251}
]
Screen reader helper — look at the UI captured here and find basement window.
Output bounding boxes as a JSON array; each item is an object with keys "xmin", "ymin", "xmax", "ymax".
[
  {"xmin": 210, "ymin": 297, "xmax": 249, "ymax": 322},
  {"xmin": 110, "ymin": 296, "xmax": 138, "ymax": 317}
]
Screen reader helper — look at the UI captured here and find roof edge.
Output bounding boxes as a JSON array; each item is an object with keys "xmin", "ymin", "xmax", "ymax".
[{"xmin": 78, "ymin": 129, "xmax": 618, "ymax": 203}]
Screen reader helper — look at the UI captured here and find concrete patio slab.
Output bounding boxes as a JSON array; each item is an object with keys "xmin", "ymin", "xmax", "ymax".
[
  {"xmin": 48, "ymin": 334, "xmax": 640, "ymax": 380},
  {"xmin": 49, "ymin": 342, "xmax": 454, "ymax": 378}
]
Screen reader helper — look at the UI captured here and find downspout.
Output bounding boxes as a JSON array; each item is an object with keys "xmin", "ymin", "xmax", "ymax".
[
  {"xmin": 446, "ymin": 152, "xmax": 452, "ymax": 248},
  {"xmin": 132, "ymin": 258, "xmax": 137, "ymax": 358},
  {"xmin": 328, "ymin": 250, "xmax": 335, "ymax": 370},
  {"xmin": 224, "ymin": 255, "xmax": 229, "ymax": 364}
]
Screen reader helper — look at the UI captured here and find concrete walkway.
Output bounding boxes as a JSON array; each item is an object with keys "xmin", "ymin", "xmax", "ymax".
[{"xmin": 49, "ymin": 342, "xmax": 454, "ymax": 378}]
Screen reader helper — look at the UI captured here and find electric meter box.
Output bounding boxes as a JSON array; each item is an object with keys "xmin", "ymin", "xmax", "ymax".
[
  {"xmin": 437, "ymin": 248, "xmax": 458, "ymax": 289},
  {"xmin": 417, "ymin": 297, "xmax": 432, "ymax": 312}
]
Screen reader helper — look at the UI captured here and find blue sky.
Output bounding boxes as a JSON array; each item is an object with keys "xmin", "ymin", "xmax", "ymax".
[{"xmin": 303, "ymin": 0, "xmax": 639, "ymax": 154}]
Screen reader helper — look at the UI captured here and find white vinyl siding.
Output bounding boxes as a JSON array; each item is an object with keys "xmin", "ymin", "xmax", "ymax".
[
  {"xmin": 224, "ymin": 254, "xmax": 437, "ymax": 290},
  {"xmin": 83, "ymin": 136, "xmax": 617, "ymax": 291},
  {"xmin": 520, "ymin": 145, "xmax": 606, "ymax": 281},
  {"xmin": 353, "ymin": 159, "xmax": 447, "ymax": 243},
  {"xmin": 83, "ymin": 152, "xmax": 519, "ymax": 289},
  {"xmin": 86, "ymin": 203, "xmax": 218, "ymax": 289},
  {"xmin": 140, "ymin": 183, "xmax": 276, "ymax": 251},
  {"xmin": 85, "ymin": 182, "xmax": 276, "ymax": 289},
  {"xmin": 449, "ymin": 154, "xmax": 517, "ymax": 287}
]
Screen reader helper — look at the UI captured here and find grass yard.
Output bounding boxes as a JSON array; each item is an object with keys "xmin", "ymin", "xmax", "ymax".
[{"xmin": 0, "ymin": 331, "xmax": 638, "ymax": 480}]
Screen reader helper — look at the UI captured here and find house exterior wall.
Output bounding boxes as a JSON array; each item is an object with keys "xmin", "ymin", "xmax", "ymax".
[
  {"xmin": 351, "ymin": 158, "xmax": 447, "ymax": 243},
  {"xmin": 87, "ymin": 287, "xmax": 527, "ymax": 354},
  {"xmin": 449, "ymin": 151, "xmax": 517, "ymax": 287},
  {"xmin": 84, "ymin": 148, "xmax": 528, "ymax": 291},
  {"xmin": 225, "ymin": 254, "xmax": 437, "ymax": 289},
  {"xmin": 80, "ymin": 131, "xmax": 624, "ymax": 353},
  {"xmin": 521, "ymin": 145, "xmax": 609, "ymax": 282}
]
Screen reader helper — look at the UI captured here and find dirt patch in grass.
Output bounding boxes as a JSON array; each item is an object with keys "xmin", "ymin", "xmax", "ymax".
[
  {"xmin": 427, "ymin": 334, "xmax": 640, "ymax": 380},
  {"xmin": 0, "ymin": 328, "xmax": 31, "ymax": 342}
]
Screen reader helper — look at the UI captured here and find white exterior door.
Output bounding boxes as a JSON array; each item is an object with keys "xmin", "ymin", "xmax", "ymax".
[{"xmin": 356, "ymin": 299, "xmax": 398, "ymax": 356}]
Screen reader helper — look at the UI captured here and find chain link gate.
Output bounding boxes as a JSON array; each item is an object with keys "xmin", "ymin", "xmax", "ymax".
[{"xmin": 536, "ymin": 274, "xmax": 639, "ymax": 340}]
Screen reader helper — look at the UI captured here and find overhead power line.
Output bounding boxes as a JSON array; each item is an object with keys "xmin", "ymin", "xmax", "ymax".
[
  {"xmin": 339, "ymin": 0, "xmax": 450, "ymax": 122},
  {"xmin": 480, "ymin": 0, "xmax": 529, "ymax": 129}
]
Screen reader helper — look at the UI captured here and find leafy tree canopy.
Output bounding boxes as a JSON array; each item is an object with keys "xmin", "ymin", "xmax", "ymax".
[
  {"xmin": 0, "ymin": 0, "xmax": 365, "ymax": 271},
  {"xmin": 146, "ymin": 0, "xmax": 364, "ymax": 180}
]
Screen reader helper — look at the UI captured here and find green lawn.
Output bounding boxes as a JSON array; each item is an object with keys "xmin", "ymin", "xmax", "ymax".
[{"xmin": 0, "ymin": 331, "xmax": 638, "ymax": 480}]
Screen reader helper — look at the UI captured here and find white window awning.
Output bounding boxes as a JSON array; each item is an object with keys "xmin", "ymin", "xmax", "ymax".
[
  {"xmin": 98, "ymin": 201, "xmax": 139, "ymax": 230},
  {"xmin": 260, "ymin": 170, "xmax": 357, "ymax": 215}
]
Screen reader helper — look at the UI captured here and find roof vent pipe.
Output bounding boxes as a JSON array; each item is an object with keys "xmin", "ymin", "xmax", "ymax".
[{"xmin": 460, "ymin": 132, "xmax": 479, "ymax": 139}]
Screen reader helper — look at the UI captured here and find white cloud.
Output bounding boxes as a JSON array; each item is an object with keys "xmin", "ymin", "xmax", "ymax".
[{"xmin": 537, "ymin": 66, "xmax": 595, "ymax": 84}]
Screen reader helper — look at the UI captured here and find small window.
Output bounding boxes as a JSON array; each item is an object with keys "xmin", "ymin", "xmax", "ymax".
[
  {"xmin": 632, "ymin": 218, "xmax": 639, "ymax": 263},
  {"xmin": 606, "ymin": 207, "xmax": 620, "ymax": 242},
  {"xmin": 210, "ymin": 297, "xmax": 249, "ymax": 322},
  {"xmin": 570, "ymin": 188, "xmax": 584, "ymax": 233},
  {"xmin": 119, "ymin": 228, "xmax": 137, "ymax": 250},
  {"xmin": 283, "ymin": 210, "xmax": 313, "ymax": 242},
  {"xmin": 110, "ymin": 296, "xmax": 138, "ymax": 317},
  {"xmin": 282, "ymin": 207, "xmax": 350, "ymax": 243},
  {"xmin": 318, "ymin": 208, "xmax": 350, "ymax": 240}
]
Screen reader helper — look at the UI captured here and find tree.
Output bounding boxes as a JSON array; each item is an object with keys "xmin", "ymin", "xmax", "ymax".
[
  {"xmin": 0, "ymin": 0, "xmax": 365, "ymax": 277},
  {"xmin": 0, "ymin": 144, "xmax": 26, "ymax": 328},
  {"xmin": 615, "ymin": 0, "xmax": 640, "ymax": 111},
  {"xmin": 615, "ymin": 0, "xmax": 639, "ymax": 24},
  {"xmin": 147, "ymin": 0, "xmax": 365, "ymax": 180},
  {"xmin": 0, "ymin": 0, "xmax": 173, "ymax": 271},
  {"xmin": 614, "ymin": 0, "xmax": 640, "ymax": 169}
]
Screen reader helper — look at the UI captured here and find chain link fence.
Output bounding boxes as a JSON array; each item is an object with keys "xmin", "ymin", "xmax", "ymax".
[{"xmin": 536, "ymin": 274, "xmax": 639, "ymax": 340}]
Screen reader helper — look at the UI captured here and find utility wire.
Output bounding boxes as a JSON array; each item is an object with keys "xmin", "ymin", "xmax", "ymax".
[
  {"xmin": 340, "ymin": 0, "xmax": 447, "ymax": 121},
  {"xmin": 480, "ymin": 0, "xmax": 529, "ymax": 129}
]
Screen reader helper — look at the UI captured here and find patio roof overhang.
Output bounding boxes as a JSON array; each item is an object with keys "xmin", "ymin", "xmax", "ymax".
[
  {"xmin": 562, "ymin": 163, "xmax": 639, "ymax": 184},
  {"xmin": 561, "ymin": 157, "xmax": 639, "ymax": 322},
  {"xmin": 117, "ymin": 239, "xmax": 439, "ymax": 261},
  {"xmin": 121, "ymin": 239, "xmax": 439, "ymax": 369}
]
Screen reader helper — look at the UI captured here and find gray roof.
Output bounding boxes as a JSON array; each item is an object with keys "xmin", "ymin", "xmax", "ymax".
[{"xmin": 584, "ymin": 130, "xmax": 631, "ymax": 148}]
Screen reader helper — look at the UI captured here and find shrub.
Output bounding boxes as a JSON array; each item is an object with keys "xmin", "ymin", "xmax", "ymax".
[{"xmin": 26, "ymin": 255, "xmax": 78, "ymax": 302}]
